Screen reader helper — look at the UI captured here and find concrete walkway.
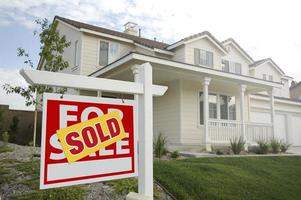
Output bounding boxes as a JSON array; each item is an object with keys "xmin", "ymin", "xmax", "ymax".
[{"xmin": 180, "ymin": 149, "xmax": 301, "ymax": 158}]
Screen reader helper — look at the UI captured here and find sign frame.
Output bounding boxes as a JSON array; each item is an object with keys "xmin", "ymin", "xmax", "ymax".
[{"xmin": 40, "ymin": 93, "xmax": 138, "ymax": 189}]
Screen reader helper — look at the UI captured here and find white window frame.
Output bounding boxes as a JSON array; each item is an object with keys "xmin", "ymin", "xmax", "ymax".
[
  {"xmin": 198, "ymin": 91, "xmax": 237, "ymax": 125},
  {"xmin": 195, "ymin": 48, "xmax": 214, "ymax": 68},
  {"xmin": 269, "ymin": 75, "xmax": 273, "ymax": 81},
  {"xmin": 263, "ymin": 74, "xmax": 267, "ymax": 80},
  {"xmin": 98, "ymin": 39, "xmax": 120, "ymax": 67},
  {"xmin": 221, "ymin": 59, "xmax": 242, "ymax": 75}
]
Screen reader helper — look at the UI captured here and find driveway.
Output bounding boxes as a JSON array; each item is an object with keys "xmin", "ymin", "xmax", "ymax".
[{"xmin": 288, "ymin": 147, "xmax": 301, "ymax": 155}]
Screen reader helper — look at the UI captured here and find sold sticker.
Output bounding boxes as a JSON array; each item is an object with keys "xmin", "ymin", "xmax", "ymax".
[{"xmin": 57, "ymin": 111, "xmax": 127, "ymax": 163}]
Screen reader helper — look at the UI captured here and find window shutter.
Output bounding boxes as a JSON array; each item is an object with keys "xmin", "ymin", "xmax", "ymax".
[
  {"xmin": 235, "ymin": 63, "xmax": 242, "ymax": 74},
  {"xmin": 99, "ymin": 41, "xmax": 109, "ymax": 66},
  {"xmin": 207, "ymin": 51, "xmax": 213, "ymax": 68},
  {"xmin": 194, "ymin": 48, "xmax": 200, "ymax": 65}
]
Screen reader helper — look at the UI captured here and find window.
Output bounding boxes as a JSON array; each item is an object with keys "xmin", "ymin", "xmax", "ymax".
[
  {"xmin": 199, "ymin": 92, "xmax": 236, "ymax": 124},
  {"xmin": 74, "ymin": 40, "xmax": 79, "ymax": 67},
  {"xmin": 194, "ymin": 48, "xmax": 213, "ymax": 67},
  {"xmin": 98, "ymin": 41, "xmax": 119, "ymax": 66},
  {"xmin": 221, "ymin": 60, "xmax": 241, "ymax": 74},
  {"xmin": 99, "ymin": 41, "xmax": 109, "ymax": 66},
  {"xmin": 263, "ymin": 74, "xmax": 267, "ymax": 80},
  {"xmin": 269, "ymin": 75, "xmax": 273, "ymax": 81}
]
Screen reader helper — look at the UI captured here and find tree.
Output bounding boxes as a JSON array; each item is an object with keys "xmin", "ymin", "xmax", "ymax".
[{"xmin": 2, "ymin": 18, "xmax": 71, "ymax": 146}]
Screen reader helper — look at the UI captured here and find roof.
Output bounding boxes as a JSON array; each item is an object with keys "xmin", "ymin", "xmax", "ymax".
[
  {"xmin": 290, "ymin": 81, "xmax": 301, "ymax": 90},
  {"xmin": 166, "ymin": 31, "xmax": 227, "ymax": 54},
  {"xmin": 221, "ymin": 38, "xmax": 254, "ymax": 63},
  {"xmin": 55, "ymin": 16, "xmax": 169, "ymax": 50},
  {"xmin": 249, "ymin": 58, "xmax": 285, "ymax": 75}
]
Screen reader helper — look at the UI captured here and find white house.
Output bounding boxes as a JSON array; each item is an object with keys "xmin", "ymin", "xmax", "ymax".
[{"xmin": 38, "ymin": 16, "xmax": 301, "ymax": 151}]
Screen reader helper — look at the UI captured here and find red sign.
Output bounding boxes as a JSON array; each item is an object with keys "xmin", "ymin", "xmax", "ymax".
[{"xmin": 40, "ymin": 93, "xmax": 137, "ymax": 189}]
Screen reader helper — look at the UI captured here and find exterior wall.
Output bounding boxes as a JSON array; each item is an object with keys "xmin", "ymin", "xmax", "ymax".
[
  {"xmin": 222, "ymin": 43, "xmax": 251, "ymax": 76},
  {"xmin": 252, "ymin": 62, "xmax": 290, "ymax": 98},
  {"xmin": 172, "ymin": 46, "xmax": 185, "ymax": 63},
  {"xmin": 184, "ymin": 38, "xmax": 224, "ymax": 70},
  {"xmin": 56, "ymin": 21, "xmax": 82, "ymax": 75},
  {"xmin": 81, "ymin": 33, "xmax": 134, "ymax": 76},
  {"xmin": 153, "ymin": 80, "xmax": 181, "ymax": 144}
]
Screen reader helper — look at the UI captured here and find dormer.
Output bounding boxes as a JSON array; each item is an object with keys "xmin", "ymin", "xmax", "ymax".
[
  {"xmin": 221, "ymin": 38, "xmax": 254, "ymax": 76},
  {"xmin": 168, "ymin": 31, "xmax": 227, "ymax": 69}
]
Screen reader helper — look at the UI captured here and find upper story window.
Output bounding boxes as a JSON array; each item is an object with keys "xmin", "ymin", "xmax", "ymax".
[
  {"xmin": 269, "ymin": 75, "xmax": 273, "ymax": 81},
  {"xmin": 74, "ymin": 40, "xmax": 79, "ymax": 67},
  {"xmin": 194, "ymin": 48, "xmax": 213, "ymax": 68},
  {"xmin": 222, "ymin": 60, "xmax": 242, "ymax": 74},
  {"xmin": 99, "ymin": 40, "xmax": 119, "ymax": 66},
  {"xmin": 263, "ymin": 74, "xmax": 267, "ymax": 80}
]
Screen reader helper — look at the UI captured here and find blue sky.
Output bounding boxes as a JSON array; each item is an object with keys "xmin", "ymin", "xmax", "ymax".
[{"xmin": 1, "ymin": 0, "xmax": 301, "ymax": 110}]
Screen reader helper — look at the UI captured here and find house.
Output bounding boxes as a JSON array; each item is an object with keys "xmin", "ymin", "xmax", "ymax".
[
  {"xmin": 290, "ymin": 81, "xmax": 301, "ymax": 100},
  {"xmin": 38, "ymin": 16, "xmax": 301, "ymax": 151}
]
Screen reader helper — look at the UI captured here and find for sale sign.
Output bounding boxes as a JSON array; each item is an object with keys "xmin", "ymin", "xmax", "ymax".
[{"xmin": 40, "ymin": 93, "xmax": 137, "ymax": 189}]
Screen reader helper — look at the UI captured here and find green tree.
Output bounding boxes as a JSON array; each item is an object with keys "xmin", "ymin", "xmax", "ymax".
[
  {"xmin": 3, "ymin": 18, "xmax": 70, "ymax": 106},
  {"xmin": 2, "ymin": 18, "xmax": 71, "ymax": 146}
]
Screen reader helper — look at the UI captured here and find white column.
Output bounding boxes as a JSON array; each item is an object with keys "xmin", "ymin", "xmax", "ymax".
[
  {"xmin": 268, "ymin": 88, "xmax": 276, "ymax": 139},
  {"xmin": 136, "ymin": 63, "xmax": 153, "ymax": 198},
  {"xmin": 131, "ymin": 65, "xmax": 139, "ymax": 101},
  {"xmin": 202, "ymin": 77, "xmax": 211, "ymax": 151},
  {"xmin": 240, "ymin": 84, "xmax": 247, "ymax": 142}
]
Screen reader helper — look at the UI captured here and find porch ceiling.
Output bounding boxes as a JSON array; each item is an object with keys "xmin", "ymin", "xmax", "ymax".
[{"xmin": 93, "ymin": 52, "xmax": 283, "ymax": 93}]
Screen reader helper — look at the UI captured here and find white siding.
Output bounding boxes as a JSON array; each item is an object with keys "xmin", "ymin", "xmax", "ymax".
[
  {"xmin": 181, "ymin": 80, "xmax": 203, "ymax": 144},
  {"xmin": 222, "ymin": 43, "xmax": 250, "ymax": 76},
  {"xmin": 184, "ymin": 38, "xmax": 224, "ymax": 70},
  {"xmin": 153, "ymin": 80, "xmax": 181, "ymax": 144},
  {"xmin": 81, "ymin": 33, "xmax": 134, "ymax": 76},
  {"xmin": 172, "ymin": 46, "xmax": 185, "ymax": 63},
  {"xmin": 56, "ymin": 21, "xmax": 82, "ymax": 75}
]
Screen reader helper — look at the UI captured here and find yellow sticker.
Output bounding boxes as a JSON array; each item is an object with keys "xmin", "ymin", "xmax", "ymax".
[{"xmin": 57, "ymin": 111, "xmax": 126, "ymax": 163}]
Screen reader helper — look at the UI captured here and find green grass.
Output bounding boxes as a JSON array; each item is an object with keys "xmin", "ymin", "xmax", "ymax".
[
  {"xmin": 154, "ymin": 156, "xmax": 301, "ymax": 200},
  {"xmin": 0, "ymin": 145, "xmax": 13, "ymax": 153}
]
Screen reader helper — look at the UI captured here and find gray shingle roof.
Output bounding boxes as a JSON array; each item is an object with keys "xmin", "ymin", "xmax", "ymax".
[{"xmin": 55, "ymin": 16, "xmax": 169, "ymax": 50}]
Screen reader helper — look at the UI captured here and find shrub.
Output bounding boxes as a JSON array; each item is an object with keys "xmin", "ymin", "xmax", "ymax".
[
  {"xmin": 154, "ymin": 133, "xmax": 167, "ymax": 158},
  {"xmin": 257, "ymin": 140, "xmax": 270, "ymax": 154},
  {"xmin": 170, "ymin": 150, "xmax": 180, "ymax": 159},
  {"xmin": 270, "ymin": 139, "xmax": 281, "ymax": 154},
  {"xmin": 216, "ymin": 149, "xmax": 224, "ymax": 155},
  {"xmin": 230, "ymin": 137, "xmax": 245, "ymax": 155},
  {"xmin": 280, "ymin": 141, "xmax": 291, "ymax": 153},
  {"xmin": 1, "ymin": 131, "xmax": 9, "ymax": 144}
]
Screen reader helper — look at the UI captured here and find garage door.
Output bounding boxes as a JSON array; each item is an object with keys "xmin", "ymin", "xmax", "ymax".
[
  {"xmin": 292, "ymin": 116, "xmax": 301, "ymax": 146},
  {"xmin": 250, "ymin": 112, "xmax": 270, "ymax": 123}
]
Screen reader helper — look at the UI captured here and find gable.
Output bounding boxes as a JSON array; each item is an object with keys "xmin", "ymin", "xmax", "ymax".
[
  {"xmin": 185, "ymin": 37, "xmax": 225, "ymax": 56},
  {"xmin": 255, "ymin": 62, "xmax": 283, "ymax": 82},
  {"xmin": 223, "ymin": 43, "xmax": 252, "ymax": 64}
]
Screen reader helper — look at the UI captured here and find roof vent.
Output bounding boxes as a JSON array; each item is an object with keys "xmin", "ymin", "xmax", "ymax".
[{"xmin": 124, "ymin": 22, "xmax": 138, "ymax": 36}]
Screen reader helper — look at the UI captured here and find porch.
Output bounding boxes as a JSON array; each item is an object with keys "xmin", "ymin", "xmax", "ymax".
[{"xmin": 92, "ymin": 53, "xmax": 283, "ymax": 151}]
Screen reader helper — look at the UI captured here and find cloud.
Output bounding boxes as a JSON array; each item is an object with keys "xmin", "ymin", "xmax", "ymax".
[
  {"xmin": 0, "ymin": 68, "xmax": 34, "ymax": 111},
  {"xmin": 0, "ymin": 0, "xmax": 301, "ymax": 82}
]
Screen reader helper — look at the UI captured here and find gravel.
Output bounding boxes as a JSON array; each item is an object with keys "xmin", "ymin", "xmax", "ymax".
[{"xmin": 0, "ymin": 142, "xmax": 174, "ymax": 200}]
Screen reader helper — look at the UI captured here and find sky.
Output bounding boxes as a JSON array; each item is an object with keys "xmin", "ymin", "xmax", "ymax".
[{"xmin": 0, "ymin": 0, "xmax": 301, "ymax": 110}]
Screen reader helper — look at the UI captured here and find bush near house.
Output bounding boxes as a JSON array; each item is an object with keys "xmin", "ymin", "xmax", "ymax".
[
  {"xmin": 154, "ymin": 156, "xmax": 301, "ymax": 200},
  {"xmin": 153, "ymin": 133, "xmax": 168, "ymax": 159},
  {"xmin": 270, "ymin": 139, "xmax": 281, "ymax": 153},
  {"xmin": 280, "ymin": 141, "xmax": 291, "ymax": 153},
  {"xmin": 257, "ymin": 140, "xmax": 270, "ymax": 154},
  {"xmin": 230, "ymin": 137, "xmax": 245, "ymax": 155}
]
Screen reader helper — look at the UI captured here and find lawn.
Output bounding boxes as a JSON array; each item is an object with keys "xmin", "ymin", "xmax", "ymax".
[{"xmin": 154, "ymin": 156, "xmax": 301, "ymax": 200}]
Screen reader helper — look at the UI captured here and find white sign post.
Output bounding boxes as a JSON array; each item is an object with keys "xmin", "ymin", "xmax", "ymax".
[{"xmin": 20, "ymin": 63, "xmax": 167, "ymax": 200}]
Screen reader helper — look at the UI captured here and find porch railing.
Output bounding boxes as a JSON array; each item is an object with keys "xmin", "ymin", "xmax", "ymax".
[
  {"xmin": 245, "ymin": 122, "xmax": 272, "ymax": 143},
  {"xmin": 208, "ymin": 120, "xmax": 272, "ymax": 143}
]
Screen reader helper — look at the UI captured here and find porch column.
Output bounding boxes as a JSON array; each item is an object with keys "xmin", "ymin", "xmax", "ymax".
[
  {"xmin": 131, "ymin": 65, "xmax": 139, "ymax": 101},
  {"xmin": 268, "ymin": 88, "xmax": 276, "ymax": 139},
  {"xmin": 240, "ymin": 84, "xmax": 247, "ymax": 142},
  {"xmin": 202, "ymin": 77, "xmax": 211, "ymax": 151}
]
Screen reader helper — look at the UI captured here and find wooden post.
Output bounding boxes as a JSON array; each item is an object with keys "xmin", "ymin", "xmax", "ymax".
[{"xmin": 136, "ymin": 63, "xmax": 153, "ymax": 199}]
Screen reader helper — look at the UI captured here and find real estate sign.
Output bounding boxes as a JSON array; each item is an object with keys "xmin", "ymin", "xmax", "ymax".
[{"xmin": 40, "ymin": 93, "xmax": 137, "ymax": 189}]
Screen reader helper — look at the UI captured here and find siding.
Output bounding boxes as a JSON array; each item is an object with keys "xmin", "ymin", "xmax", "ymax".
[
  {"xmin": 153, "ymin": 80, "xmax": 181, "ymax": 144},
  {"xmin": 172, "ymin": 46, "xmax": 185, "ymax": 63},
  {"xmin": 222, "ymin": 43, "xmax": 250, "ymax": 76},
  {"xmin": 55, "ymin": 22, "xmax": 82, "ymax": 75},
  {"xmin": 184, "ymin": 38, "xmax": 223, "ymax": 70},
  {"xmin": 81, "ymin": 33, "xmax": 134, "ymax": 76},
  {"xmin": 181, "ymin": 80, "xmax": 203, "ymax": 144}
]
